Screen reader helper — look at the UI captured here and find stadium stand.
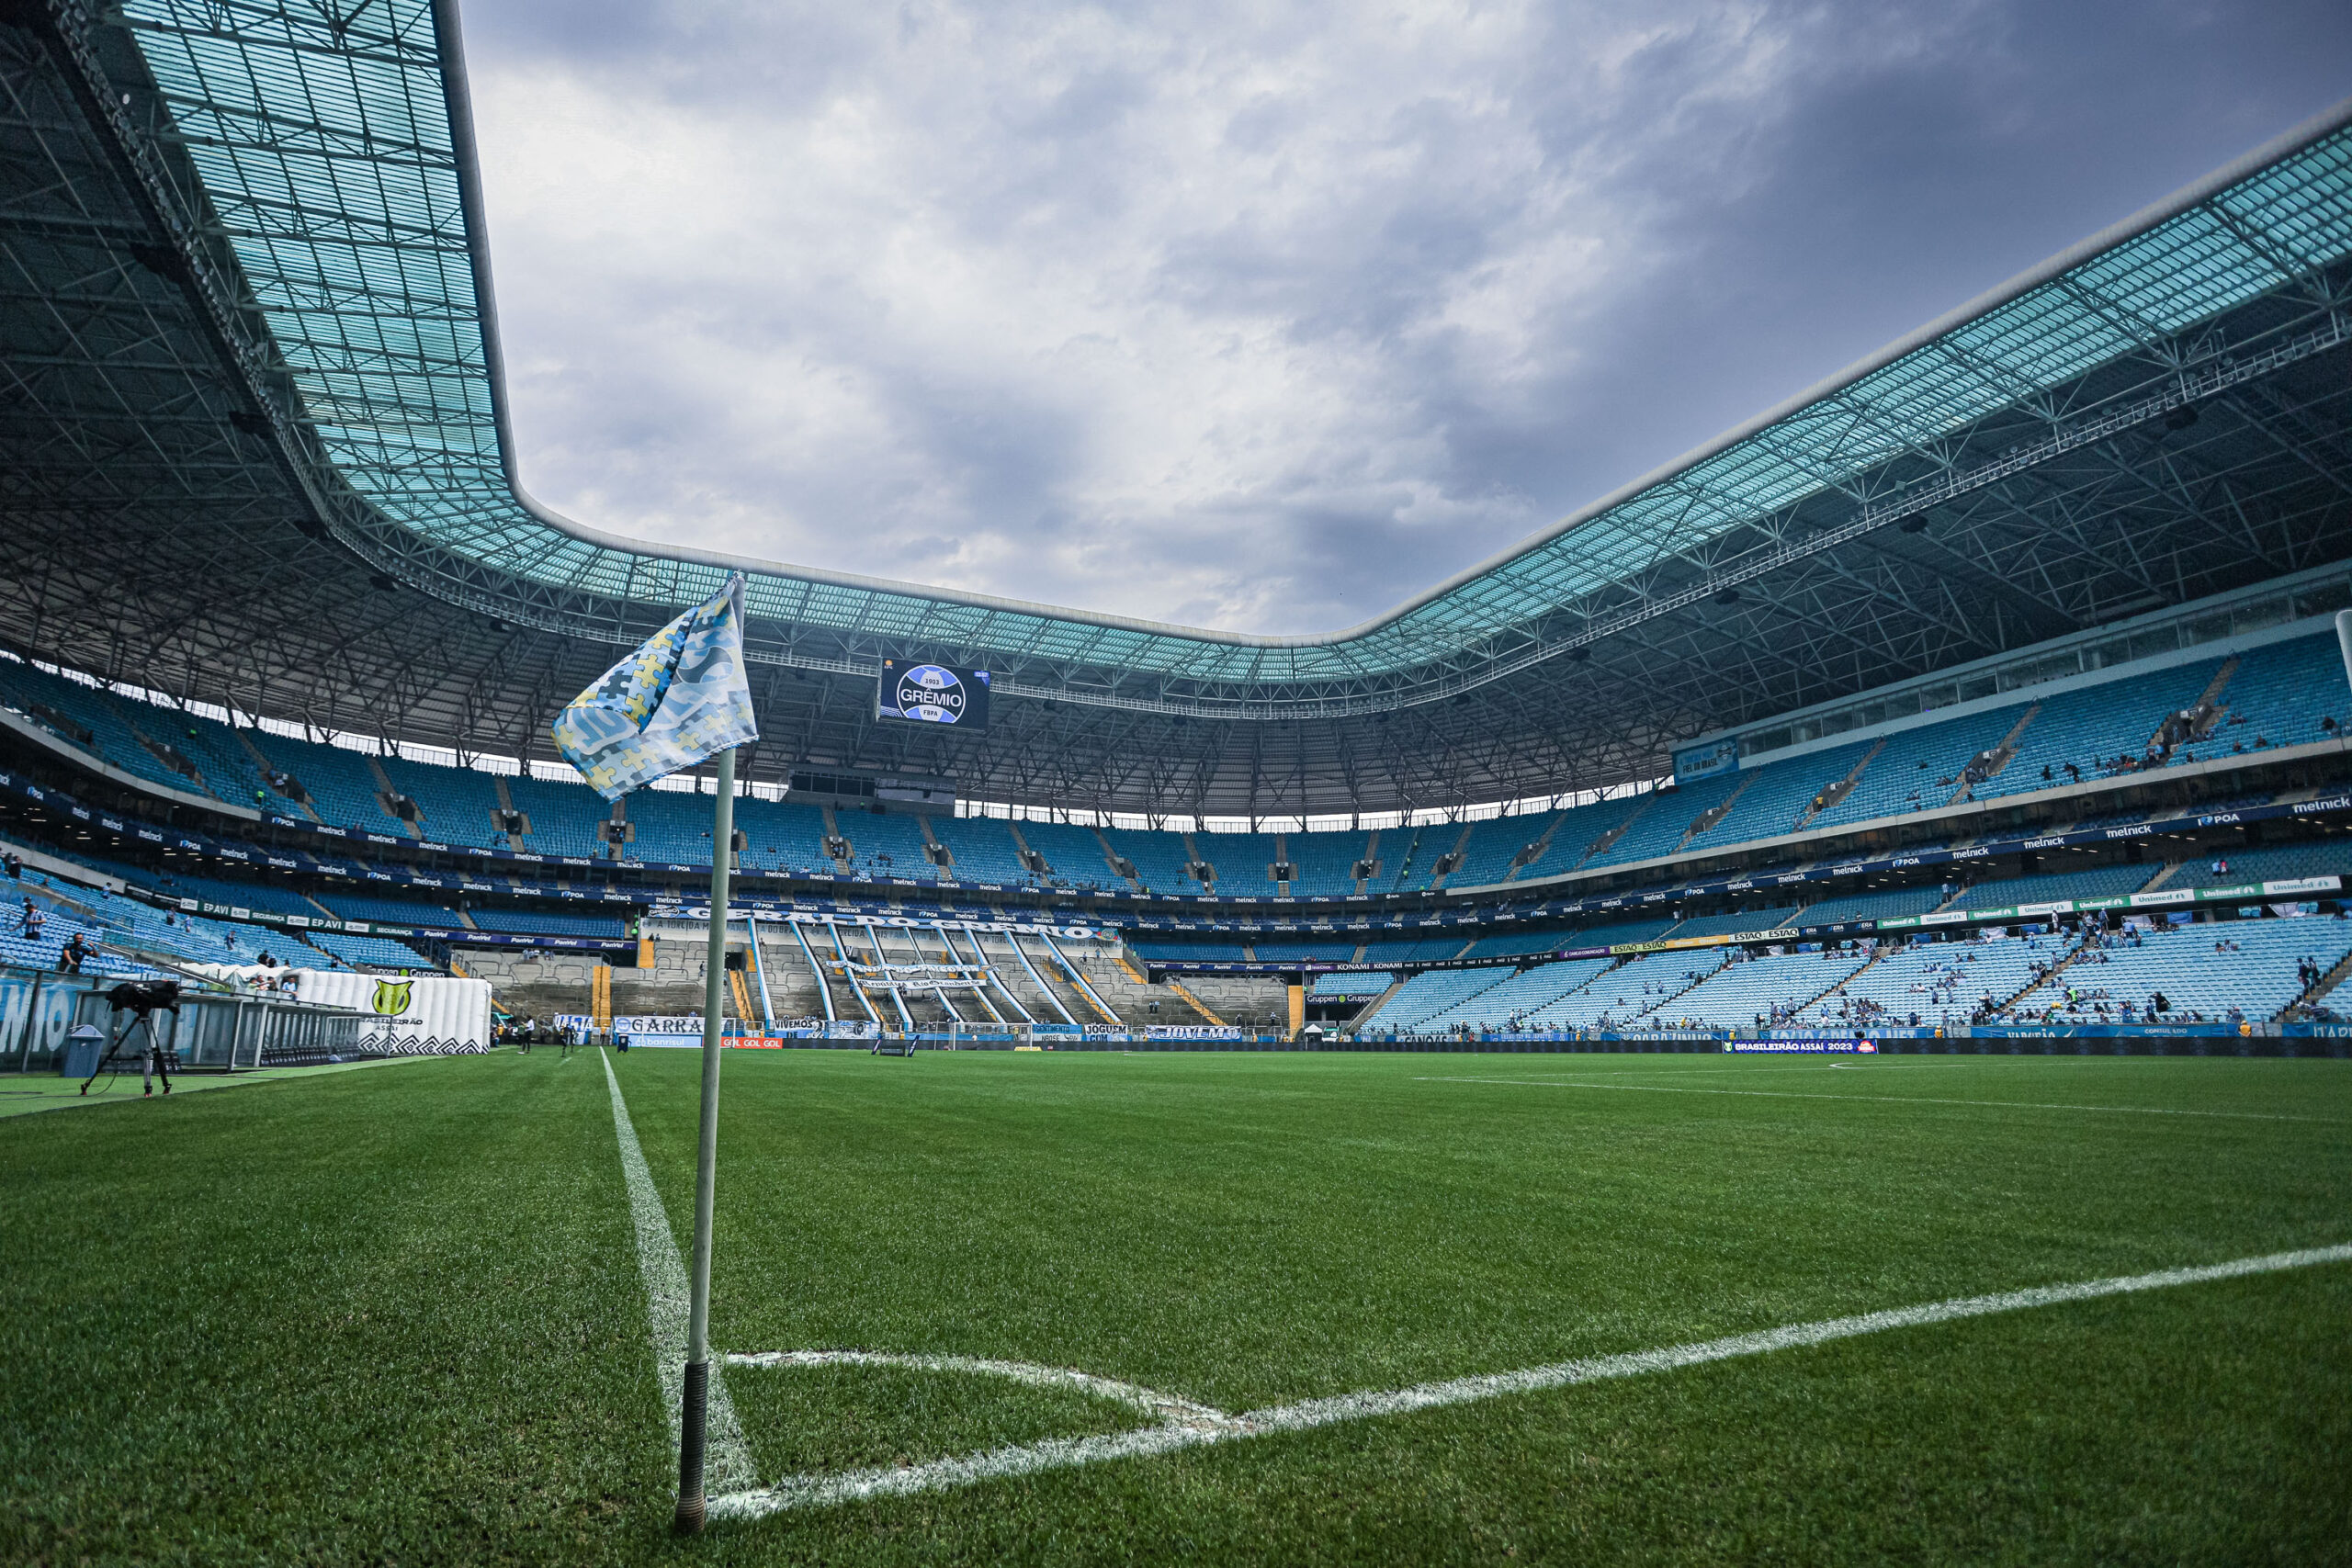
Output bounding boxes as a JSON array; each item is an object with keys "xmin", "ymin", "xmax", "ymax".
[
  {"xmin": 1130, "ymin": 939, "xmax": 1252, "ymax": 963},
  {"xmin": 1794, "ymin": 885, "xmax": 1951, "ymax": 925},
  {"xmin": 1697, "ymin": 739, "xmax": 1876, "ymax": 847},
  {"xmin": 1654, "ymin": 948, "xmax": 1868, "ymax": 1028},
  {"xmin": 315, "ymin": 892, "xmax": 465, "ymax": 926},
  {"xmin": 1251, "ymin": 941, "xmax": 1359, "ymax": 963},
  {"xmin": 925, "ymin": 817, "xmax": 1031, "ymax": 884},
  {"xmin": 1283, "ymin": 828, "xmax": 1370, "ymax": 894},
  {"xmin": 2171, "ymin": 840, "xmax": 2352, "ymax": 890},
  {"xmin": 2015, "ymin": 917, "xmax": 2352, "ymax": 1022},
  {"xmin": 148, "ymin": 872, "xmax": 325, "ymax": 919},
  {"xmin": 1442, "ymin": 811, "xmax": 1559, "ymax": 888},
  {"xmin": 501, "ymin": 773, "xmax": 607, "ymax": 858},
  {"xmin": 1357, "ymin": 935, "xmax": 1474, "ymax": 964},
  {"xmin": 1005, "ymin": 820, "xmax": 1114, "ymax": 886},
  {"xmin": 1814, "ymin": 932, "xmax": 2074, "ymax": 1025},
  {"xmin": 378, "ymin": 753, "xmax": 504, "ymax": 841},
  {"xmin": 832, "ymin": 810, "xmax": 933, "ymax": 875},
  {"xmin": 1666, "ymin": 906, "xmax": 1805, "ymax": 938},
  {"xmin": 1401, "ymin": 955, "xmax": 1617, "ymax": 1032},
  {"xmin": 301, "ymin": 929, "xmax": 435, "ymax": 970},
  {"xmin": 1953, "ymin": 863, "xmax": 2157, "ymax": 908},
  {"xmin": 464, "ymin": 908, "xmax": 628, "ymax": 938},
  {"xmin": 1100, "ymin": 827, "xmax": 1197, "ymax": 891}
]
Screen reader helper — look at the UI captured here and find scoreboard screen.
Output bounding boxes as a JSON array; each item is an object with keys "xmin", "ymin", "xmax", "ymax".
[{"xmin": 876, "ymin": 660, "xmax": 991, "ymax": 728}]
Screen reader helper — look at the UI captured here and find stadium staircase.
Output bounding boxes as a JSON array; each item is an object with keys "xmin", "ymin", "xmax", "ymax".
[
  {"xmin": 231, "ymin": 727, "xmax": 323, "ymax": 821},
  {"xmin": 363, "ymin": 754, "xmax": 422, "ymax": 838},
  {"xmin": 1572, "ymin": 792, "xmax": 1657, "ymax": 869},
  {"xmin": 1946, "ymin": 704, "xmax": 2041, "ymax": 807},
  {"xmin": 1350, "ymin": 976, "xmax": 1409, "ymax": 1030},
  {"xmin": 1501, "ymin": 816, "xmax": 1566, "ymax": 882},
  {"xmin": 1993, "ymin": 937, "xmax": 2093, "ymax": 1018},
  {"xmin": 1791, "ymin": 942, "xmax": 1899, "ymax": 1021},
  {"xmin": 2284, "ymin": 946, "xmax": 2352, "ymax": 1019},
  {"xmin": 1673, "ymin": 774, "xmax": 1758, "ymax": 854},
  {"xmin": 1358, "ymin": 828, "xmax": 1385, "ymax": 893},
  {"xmin": 1633, "ymin": 953, "xmax": 1735, "ymax": 1022},
  {"xmin": 490, "ymin": 776, "xmax": 527, "ymax": 851},
  {"xmin": 1003, "ymin": 821, "xmax": 1046, "ymax": 880},
  {"xmin": 2187, "ymin": 655, "xmax": 2243, "ymax": 740},
  {"xmin": 1091, "ymin": 827, "xmax": 1143, "ymax": 891},
  {"xmin": 1165, "ymin": 978, "xmax": 1223, "ymax": 1026},
  {"xmin": 2136, "ymin": 859, "xmax": 2184, "ymax": 895},
  {"xmin": 1793, "ymin": 739, "xmax": 1886, "ymax": 830},
  {"xmin": 917, "ymin": 816, "xmax": 952, "ymax": 872},
  {"xmin": 112, "ymin": 708, "xmax": 211, "ymax": 798},
  {"xmin": 1415, "ymin": 823, "xmax": 1464, "ymax": 888}
]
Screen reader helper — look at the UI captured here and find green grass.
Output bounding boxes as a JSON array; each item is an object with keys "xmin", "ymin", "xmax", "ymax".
[{"xmin": 2, "ymin": 1048, "xmax": 2346, "ymax": 1563}]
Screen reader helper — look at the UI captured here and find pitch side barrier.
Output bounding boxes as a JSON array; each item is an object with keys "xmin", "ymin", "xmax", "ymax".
[{"xmin": 5, "ymin": 761, "xmax": 2346, "ymax": 924}]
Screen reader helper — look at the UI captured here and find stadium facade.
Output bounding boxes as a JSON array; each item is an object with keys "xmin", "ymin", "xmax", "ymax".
[{"xmin": 5, "ymin": 2, "xmax": 2352, "ymax": 1043}]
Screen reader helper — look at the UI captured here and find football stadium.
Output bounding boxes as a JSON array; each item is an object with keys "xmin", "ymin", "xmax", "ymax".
[{"xmin": 3, "ymin": 2, "xmax": 2350, "ymax": 1561}]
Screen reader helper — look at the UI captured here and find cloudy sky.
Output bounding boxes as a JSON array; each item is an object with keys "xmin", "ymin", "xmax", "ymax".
[{"xmin": 462, "ymin": 1, "xmax": 2351, "ymax": 636}]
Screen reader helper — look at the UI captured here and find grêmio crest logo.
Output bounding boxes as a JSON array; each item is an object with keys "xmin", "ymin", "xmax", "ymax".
[{"xmin": 895, "ymin": 664, "xmax": 967, "ymax": 722}]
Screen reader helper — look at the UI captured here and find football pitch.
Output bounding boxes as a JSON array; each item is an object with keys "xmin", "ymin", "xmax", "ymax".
[{"xmin": 3, "ymin": 1048, "xmax": 2346, "ymax": 1564}]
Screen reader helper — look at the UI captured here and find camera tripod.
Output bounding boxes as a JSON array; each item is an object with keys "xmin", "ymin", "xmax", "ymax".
[{"xmin": 80, "ymin": 982, "xmax": 182, "ymax": 1098}]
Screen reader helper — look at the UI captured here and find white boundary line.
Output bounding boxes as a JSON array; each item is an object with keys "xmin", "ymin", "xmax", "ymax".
[
  {"xmin": 707, "ymin": 1242, "xmax": 2351, "ymax": 1520},
  {"xmin": 599, "ymin": 1049, "xmax": 759, "ymax": 1494},
  {"xmin": 1415, "ymin": 1076, "xmax": 2345, "ymax": 1122}
]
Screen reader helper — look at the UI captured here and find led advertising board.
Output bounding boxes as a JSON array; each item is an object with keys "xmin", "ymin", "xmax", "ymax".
[{"xmin": 876, "ymin": 660, "xmax": 992, "ymax": 728}]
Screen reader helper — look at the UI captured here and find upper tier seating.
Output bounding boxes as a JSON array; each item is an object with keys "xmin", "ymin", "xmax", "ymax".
[
  {"xmin": 2201, "ymin": 635, "xmax": 2346, "ymax": 754},
  {"xmin": 831, "ymin": 810, "xmax": 933, "ymax": 876},
  {"xmin": 925, "ymin": 818, "xmax": 1031, "ymax": 884},
  {"xmin": 1012, "ymin": 821, "xmax": 1116, "ymax": 886},
  {"xmin": 256, "ymin": 735, "xmax": 394, "ymax": 831},
  {"xmin": 1283, "ymin": 829, "xmax": 1370, "ymax": 894},
  {"xmin": 1692, "ymin": 739, "xmax": 1876, "ymax": 849},
  {"xmin": 373, "ymin": 754, "xmax": 501, "ymax": 840},
  {"xmin": 1973, "ymin": 660, "xmax": 2218, "ymax": 800},
  {"xmin": 1191, "ymin": 830, "xmax": 1282, "ymax": 896},
  {"xmin": 502, "ymin": 773, "xmax": 607, "ymax": 859},
  {"xmin": 1442, "ymin": 811, "xmax": 1561, "ymax": 889},
  {"xmin": 1100, "ymin": 827, "xmax": 1198, "ymax": 891}
]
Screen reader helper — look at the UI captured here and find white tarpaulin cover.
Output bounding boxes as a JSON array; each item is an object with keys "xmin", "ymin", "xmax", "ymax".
[{"xmin": 199, "ymin": 966, "xmax": 493, "ymax": 1053}]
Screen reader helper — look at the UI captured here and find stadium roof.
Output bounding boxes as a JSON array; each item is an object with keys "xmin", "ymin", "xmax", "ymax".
[{"xmin": 2, "ymin": 1, "xmax": 2350, "ymax": 814}]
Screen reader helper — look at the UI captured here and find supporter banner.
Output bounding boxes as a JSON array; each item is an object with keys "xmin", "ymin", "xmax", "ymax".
[{"xmin": 1148, "ymin": 1025, "xmax": 1244, "ymax": 1041}]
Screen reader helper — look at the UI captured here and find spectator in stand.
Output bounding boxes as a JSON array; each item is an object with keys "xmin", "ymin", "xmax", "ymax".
[
  {"xmin": 21, "ymin": 898, "xmax": 43, "ymax": 941},
  {"xmin": 58, "ymin": 932, "xmax": 87, "ymax": 974},
  {"xmin": 4, "ymin": 850, "xmax": 20, "ymax": 880}
]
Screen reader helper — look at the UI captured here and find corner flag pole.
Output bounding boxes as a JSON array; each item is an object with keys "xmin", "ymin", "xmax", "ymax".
[{"xmin": 675, "ymin": 743, "xmax": 737, "ymax": 1534}]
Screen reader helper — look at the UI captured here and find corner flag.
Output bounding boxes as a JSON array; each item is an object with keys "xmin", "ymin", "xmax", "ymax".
[
  {"xmin": 550, "ymin": 573, "xmax": 758, "ymax": 1533},
  {"xmin": 551, "ymin": 575, "xmax": 759, "ymax": 799}
]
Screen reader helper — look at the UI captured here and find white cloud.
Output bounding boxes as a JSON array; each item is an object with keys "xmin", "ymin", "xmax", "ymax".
[{"xmin": 464, "ymin": 0, "xmax": 2351, "ymax": 633}]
